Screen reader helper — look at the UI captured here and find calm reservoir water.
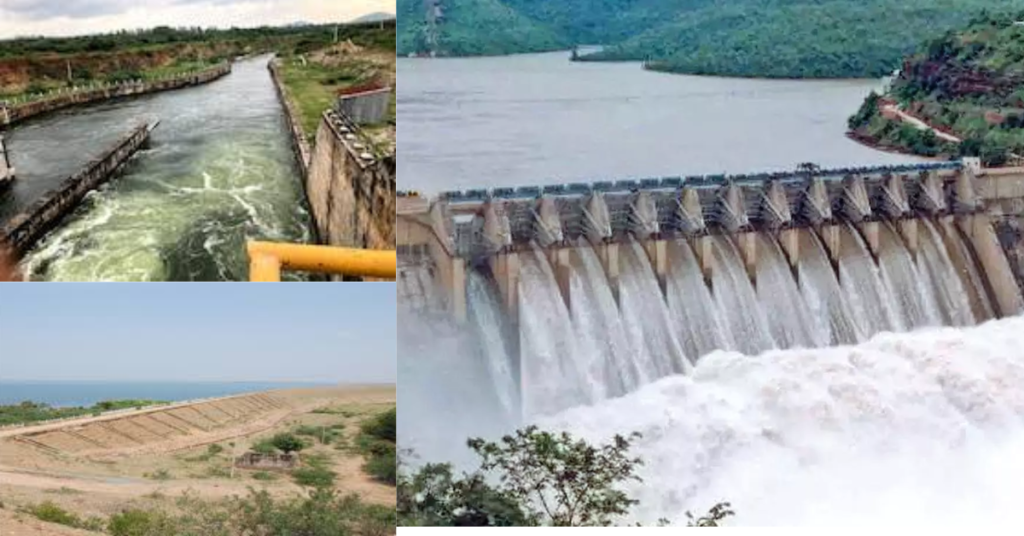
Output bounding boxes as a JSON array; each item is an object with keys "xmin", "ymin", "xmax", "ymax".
[
  {"xmin": 0, "ymin": 55, "xmax": 312, "ymax": 281},
  {"xmin": 398, "ymin": 52, "xmax": 924, "ymax": 193},
  {"xmin": 0, "ymin": 380, "xmax": 329, "ymax": 408}
]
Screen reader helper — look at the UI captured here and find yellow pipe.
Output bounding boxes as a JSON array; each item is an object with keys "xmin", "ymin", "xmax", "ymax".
[{"xmin": 247, "ymin": 241, "xmax": 396, "ymax": 282}]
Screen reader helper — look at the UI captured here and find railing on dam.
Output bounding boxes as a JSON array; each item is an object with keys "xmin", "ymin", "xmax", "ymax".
[{"xmin": 437, "ymin": 161, "xmax": 963, "ymax": 202}]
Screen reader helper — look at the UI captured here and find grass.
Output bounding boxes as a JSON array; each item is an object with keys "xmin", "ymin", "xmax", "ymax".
[
  {"xmin": 251, "ymin": 471, "xmax": 278, "ymax": 481},
  {"xmin": 278, "ymin": 61, "xmax": 343, "ymax": 141},
  {"xmin": 293, "ymin": 423, "xmax": 345, "ymax": 445},
  {"xmin": 356, "ymin": 407, "xmax": 396, "ymax": 485},
  {"xmin": 184, "ymin": 442, "xmax": 224, "ymax": 462},
  {"xmin": 25, "ymin": 501, "xmax": 105, "ymax": 531},
  {"xmin": 145, "ymin": 469, "xmax": 172, "ymax": 481}
]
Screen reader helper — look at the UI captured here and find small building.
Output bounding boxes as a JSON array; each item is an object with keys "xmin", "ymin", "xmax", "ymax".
[
  {"xmin": 234, "ymin": 452, "xmax": 297, "ymax": 470},
  {"xmin": 335, "ymin": 83, "xmax": 392, "ymax": 125}
]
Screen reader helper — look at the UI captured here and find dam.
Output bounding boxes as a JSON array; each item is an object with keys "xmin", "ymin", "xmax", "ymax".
[{"xmin": 398, "ymin": 158, "xmax": 1024, "ymax": 417}]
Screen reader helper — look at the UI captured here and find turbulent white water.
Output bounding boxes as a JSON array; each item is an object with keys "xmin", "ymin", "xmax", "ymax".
[
  {"xmin": 468, "ymin": 223, "xmax": 1003, "ymax": 419},
  {"xmin": 542, "ymin": 316, "xmax": 1024, "ymax": 525},
  {"xmin": 400, "ymin": 221, "xmax": 1024, "ymax": 525}
]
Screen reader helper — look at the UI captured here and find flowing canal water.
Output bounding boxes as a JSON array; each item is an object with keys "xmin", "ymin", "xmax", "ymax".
[
  {"xmin": 0, "ymin": 55, "xmax": 311, "ymax": 281},
  {"xmin": 398, "ymin": 52, "xmax": 1024, "ymax": 525}
]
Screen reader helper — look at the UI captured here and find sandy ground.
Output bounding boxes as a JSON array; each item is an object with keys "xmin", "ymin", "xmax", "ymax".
[
  {"xmin": 0, "ymin": 385, "xmax": 396, "ymax": 534},
  {"xmin": 0, "ymin": 510, "xmax": 102, "ymax": 536}
]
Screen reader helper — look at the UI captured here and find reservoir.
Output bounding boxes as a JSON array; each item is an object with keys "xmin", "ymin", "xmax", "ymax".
[{"xmin": 398, "ymin": 51, "xmax": 923, "ymax": 193}]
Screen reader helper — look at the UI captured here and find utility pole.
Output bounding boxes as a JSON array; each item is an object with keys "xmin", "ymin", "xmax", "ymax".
[
  {"xmin": 334, "ymin": 25, "xmax": 339, "ymax": 44},
  {"xmin": 66, "ymin": 60, "xmax": 72, "ymax": 83}
]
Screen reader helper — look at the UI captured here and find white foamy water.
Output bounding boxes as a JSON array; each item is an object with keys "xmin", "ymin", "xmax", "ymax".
[{"xmin": 540, "ymin": 316, "xmax": 1024, "ymax": 526}]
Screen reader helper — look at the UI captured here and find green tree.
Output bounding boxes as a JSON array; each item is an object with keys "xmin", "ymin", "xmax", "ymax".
[
  {"xmin": 399, "ymin": 426, "xmax": 734, "ymax": 527},
  {"xmin": 269, "ymin": 433, "xmax": 305, "ymax": 454}
]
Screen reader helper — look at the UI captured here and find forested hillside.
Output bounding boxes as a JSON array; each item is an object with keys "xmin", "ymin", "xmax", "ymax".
[
  {"xmin": 847, "ymin": 11, "xmax": 1024, "ymax": 165},
  {"xmin": 398, "ymin": 0, "xmax": 1024, "ymax": 79}
]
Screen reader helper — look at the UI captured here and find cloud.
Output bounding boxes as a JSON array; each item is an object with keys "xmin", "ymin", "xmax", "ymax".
[
  {"xmin": 3, "ymin": 0, "xmax": 136, "ymax": 20},
  {"xmin": 0, "ymin": 0, "xmax": 396, "ymax": 38}
]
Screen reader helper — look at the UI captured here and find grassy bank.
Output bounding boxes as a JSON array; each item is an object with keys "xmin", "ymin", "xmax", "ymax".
[
  {"xmin": 274, "ymin": 23, "xmax": 396, "ymax": 152},
  {"xmin": 848, "ymin": 11, "xmax": 1024, "ymax": 165}
]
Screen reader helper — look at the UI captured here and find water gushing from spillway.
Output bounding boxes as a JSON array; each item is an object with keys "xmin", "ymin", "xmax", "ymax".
[
  {"xmin": 400, "ymin": 221, "xmax": 1021, "ymax": 524},
  {"xmin": 454, "ymin": 222, "xmax": 998, "ymax": 419},
  {"xmin": 541, "ymin": 316, "xmax": 1024, "ymax": 525}
]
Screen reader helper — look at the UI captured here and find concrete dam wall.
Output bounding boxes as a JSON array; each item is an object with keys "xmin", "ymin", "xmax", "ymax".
[
  {"xmin": 0, "ymin": 63, "xmax": 231, "ymax": 128},
  {"xmin": 7, "ymin": 392, "xmax": 289, "ymax": 458},
  {"xmin": 1, "ymin": 123, "xmax": 154, "ymax": 256},
  {"xmin": 399, "ymin": 160, "xmax": 1024, "ymax": 416},
  {"xmin": 307, "ymin": 110, "xmax": 395, "ymax": 251}
]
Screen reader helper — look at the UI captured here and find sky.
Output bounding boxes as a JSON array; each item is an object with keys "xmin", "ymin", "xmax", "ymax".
[
  {"xmin": 0, "ymin": 0, "xmax": 396, "ymax": 39},
  {"xmin": 0, "ymin": 284, "xmax": 397, "ymax": 383}
]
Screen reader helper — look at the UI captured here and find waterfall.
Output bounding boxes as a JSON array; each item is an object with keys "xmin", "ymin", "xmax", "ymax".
[
  {"xmin": 876, "ymin": 222, "xmax": 943, "ymax": 329},
  {"xmin": 519, "ymin": 248, "xmax": 588, "ymax": 417},
  {"xmin": 916, "ymin": 219, "xmax": 976, "ymax": 327},
  {"xmin": 709, "ymin": 235, "xmax": 776, "ymax": 355},
  {"xmin": 572, "ymin": 241, "xmax": 639, "ymax": 397},
  {"xmin": 619, "ymin": 239, "xmax": 689, "ymax": 375},
  {"xmin": 837, "ymin": 224, "xmax": 904, "ymax": 335},
  {"xmin": 755, "ymin": 233, "xmax": 824, "ymax": 348},
  {"xmin": 429, "ymin": 220, "xmax": 1001, "ymax": 421},
  {"xmin": 666, "ymin": 240, "xmax": 735, "ymax": 358},
  {"xmin": 796, "ymin": 229, "xmax": 862, "ymax": 344},
  {"xmin": 467, "ymin": 271, "xmax": 519, "ymax": 417}
]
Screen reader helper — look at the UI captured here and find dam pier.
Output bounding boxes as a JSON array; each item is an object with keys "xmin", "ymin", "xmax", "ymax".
[{"xmin": 399, "ymin": 159, "xmax": 1024, "ymax": 416}]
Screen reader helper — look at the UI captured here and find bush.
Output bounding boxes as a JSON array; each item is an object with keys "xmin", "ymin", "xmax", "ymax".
[
  {"xmin": 292, "ymin": 465, "xmax": 337, "ymax": 489},
  {"xmin": 363, "ymin": 441, "xmax": 396, "ymax": 485},
  {"xmin": 28, "ymin": 501, "xmax": 80, "ymax": 527},
  {"xmin": 252, "ymin": 438, "xmax": 278, "ymax": 455},
  {"xmin": 108, "ymin": 509, "xmax": 167, "ymax": 536},
  {"xmin": 146, "ymin": 469, "xmax": 172, "ymax": 481},
  {"xmin": 360, "ymin": 408, "xmax": 396, "ymax": 443},
  {"xmin": 270, "ymin": 433, "xmax": 306, "ymax": 454},
  {"xmin": 251, "ymin": 471, "xmax": 277, "ymax": 481}
]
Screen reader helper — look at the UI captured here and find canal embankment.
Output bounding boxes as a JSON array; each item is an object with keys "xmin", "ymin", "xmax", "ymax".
[
  {"xmin": 1, "ymin": 123, "xmax": 154, "ymax": 256},
  {"xmin": 0, "ymin": 63, "xmax": 230, "ymax": 129}
]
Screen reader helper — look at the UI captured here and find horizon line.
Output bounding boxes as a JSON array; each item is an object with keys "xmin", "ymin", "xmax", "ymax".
[{"xmin": 0, "ymin": 13, "xmax": 397, "ymax": 41}]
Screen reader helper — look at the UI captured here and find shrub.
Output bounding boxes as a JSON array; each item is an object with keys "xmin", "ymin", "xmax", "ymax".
[
  {"xmin": 28, "ymin": 501, "xmax": 80, "ymax": 527},
  {"xmin": 251, "ymin": 438, "xmax": 278, "ymax": 455},
  {"xmin": 270, "ymin": 432, "xmax": 305, "ymax": 454},
  {"xmin": 360, "ymin": 408, "xmax": 396, "ymax": 443},
  {"xmin": 251, "ymin": 471, "xmax": 277, "ymax": 481},
  {"xmin": 146, "ymin": 469, "xmax": 172, "ymax": 481},
  {"xmin": 108, "ymin": 509, "xmax": 167, "ymax": 536},
  {"xmin": 292, "ymin": 465, "xmax": 337, "ymax": 488}
]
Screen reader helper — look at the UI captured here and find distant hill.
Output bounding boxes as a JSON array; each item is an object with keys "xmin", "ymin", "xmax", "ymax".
[
  {"xmin": 398, "ymin": 0, "xmax": 1024, "ymax": 78},
  {"xmin": 847, "ymin": 11, "xmax": 1024, "ymax": 166},
  {"xmin": 351, "ymin": 12, "xmax": 396, "ymax": 23}
]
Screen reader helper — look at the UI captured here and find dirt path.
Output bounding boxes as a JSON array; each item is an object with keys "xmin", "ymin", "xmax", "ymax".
[
  {"xmin": 0, "ymin": 464, "xmax": 298, "ymax": 499},
  {"xmin": 882, "ymin": 104, "xmax": 963, "ymax": 143}
]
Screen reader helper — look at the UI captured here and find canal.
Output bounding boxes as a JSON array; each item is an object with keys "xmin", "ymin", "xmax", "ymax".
[{"xmin": 0, "ymin": 55, "xmax": 311, "ymax": 281}]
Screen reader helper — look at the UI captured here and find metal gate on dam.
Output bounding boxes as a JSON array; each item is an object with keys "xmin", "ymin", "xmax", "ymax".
[{"xmin": 398, "ymin": 158, "xmax": 1024, "ymax": 415}]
